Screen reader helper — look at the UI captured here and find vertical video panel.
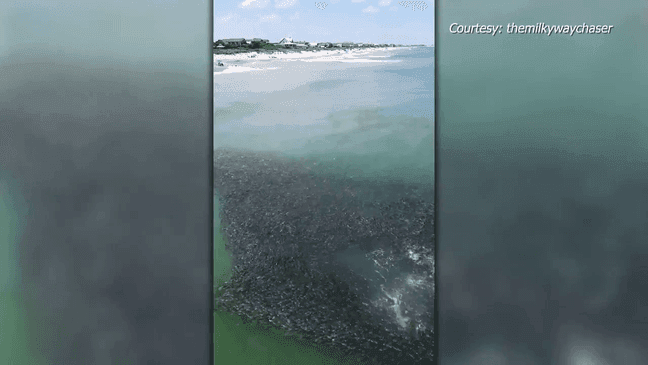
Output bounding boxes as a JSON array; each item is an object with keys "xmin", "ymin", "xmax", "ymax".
[{"xmin": 214, "ymin": 1, "xmax": 434, "ymax": 364}]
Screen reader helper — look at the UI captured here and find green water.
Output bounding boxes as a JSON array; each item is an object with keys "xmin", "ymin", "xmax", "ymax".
[
  {"xmin": 214, "ymin": 197, "xmax": 371, "ymax": 365},
  {"xmin": 0, "ymin": 174, "xmax": 46, "ymax": 364}
]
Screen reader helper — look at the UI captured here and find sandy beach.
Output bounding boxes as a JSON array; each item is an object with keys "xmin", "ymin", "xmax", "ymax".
[{"xmin": 213, "ymin": 47, "xmax": 413, "ymax": 73}]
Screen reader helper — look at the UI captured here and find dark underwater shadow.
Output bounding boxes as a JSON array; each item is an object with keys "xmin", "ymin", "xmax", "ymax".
[{"xmin": 214, "ymin": 148, "xmax": 436, "ymax": 365}]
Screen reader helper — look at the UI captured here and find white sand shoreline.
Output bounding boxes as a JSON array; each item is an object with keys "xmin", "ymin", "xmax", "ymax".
[
  {"xmin": 215, "ymin": 47, "xmax": 412, "ymax": 61},
  {"xmin": 214, "ymin": 47, "xmax": 413, "ymax": 73}
]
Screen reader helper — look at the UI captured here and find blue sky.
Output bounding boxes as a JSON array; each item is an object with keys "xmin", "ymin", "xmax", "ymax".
[{"xmin": 214, "ymin": 0, "xmax": 434, "ymax": 45}]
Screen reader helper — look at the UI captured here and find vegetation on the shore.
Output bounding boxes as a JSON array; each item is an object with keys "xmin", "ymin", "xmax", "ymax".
[
  {"xmin": 213, "ymin": 40, "xmax": 426, "ymax": 54},
  {"xmin": 213, "ymin": 42, "xmax": 287, "ymax": 54},
  {"xmin": 218, "ymin": 41, "xmax": 283, "ymax": 50}
]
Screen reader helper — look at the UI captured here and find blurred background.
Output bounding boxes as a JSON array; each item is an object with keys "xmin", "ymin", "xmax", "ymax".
[
  {"xmin": 437, "ymin": 0, "xmax": 648, "ymax": 363},
  {"xmin": 0, "ymin": 1, "xmax": 211, "ymax": 364}
]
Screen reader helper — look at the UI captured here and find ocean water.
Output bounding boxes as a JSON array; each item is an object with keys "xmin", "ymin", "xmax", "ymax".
[
  {"xmin": 214, "ymin": 46, "xmax": 434, "ymax": 182},
  {"xmin": 214, "ymin": 46, "xmax": 434, "ymax": 364}
]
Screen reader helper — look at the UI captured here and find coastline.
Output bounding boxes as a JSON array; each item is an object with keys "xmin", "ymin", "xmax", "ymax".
[
  {"xmin": 214, "ymin": 46, "xmax": 419, "ymax": 64},
  {"xmin": 213, "ymin": 45, "xmax": 427, "ymax": 55}
]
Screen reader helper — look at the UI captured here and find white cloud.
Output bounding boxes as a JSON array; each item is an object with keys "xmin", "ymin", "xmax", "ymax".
[
  {"xmin": 362, "ymin": 5, "xmax": 380, "ymax": 12},
  {"xmin": 378, "ymin": 0, "xmax": 392, "ymax": 6},
  {"xmin": 260, "ymin": 14, "xmax": 281, "ymax": 22},
  {"xmin": 275, "ymin": 0, "xmax": 299, "ymax": 8},
  {"xmin": 389, "ymin": 5, "xmax": 398, "ymax": 11},
  {"xmin": 239, "ymin": 0, "xmax": 270, "ymax": 8}
]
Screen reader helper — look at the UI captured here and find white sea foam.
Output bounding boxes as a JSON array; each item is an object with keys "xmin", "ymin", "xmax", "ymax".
[
  {"xmin": 214, "ymin": 47, "xmax": 397, "ymax": 63},
  {"xmin": 381, "ymin": 286, "xmax": 411, "ymax": 329},
  {"xmin": 365, "ymin": 243, "xmax": 434, "ymax": 334},
  {"xmin": 219, "ymin": 66, "xmax": 263, "ymax": 74},
  {"xmin": 338, "ymin": 59, "xmax": 401, "ymax": 63},
  {"xmin": 214, "ymin": 49, "xmax": 400, "ymax": 76}
]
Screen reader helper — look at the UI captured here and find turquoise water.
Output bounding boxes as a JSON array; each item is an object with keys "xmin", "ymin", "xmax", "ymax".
[
  {"xmin": 214, "ymin": 47, "xmax": 434, "ymax": 181},
  {"xmin": 214, "ymin": 47, "xmax": 434, "ymax": 363}
]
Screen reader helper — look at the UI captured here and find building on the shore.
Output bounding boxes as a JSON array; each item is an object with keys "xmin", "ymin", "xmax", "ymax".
[
  {"xmin": 293, "ymin": 41, "xmax": 308, "ymax": 48},
  {"xmin": 319, "ymin": 42, "xmax": 333, "ymax": 48},
  {"xmin": 341, "ymin": 42, "xmax": 355, "ymax": 48},
  {"xmin": 276, "ymin": 37, "xmax": 297, "ymax": 48},
  {"xmin": 307, "ymin": 42, "xmax": 318, "ymax": 47},
  {"xmin": 229, "ymin": 38, "xmax": 247, "ymax": 46},
  {"xmin": 215, "ymin": 44, "xmax": 225, "ymax": 49},
  {"xmin": 252, "ymin": 38, "xmax": 270, "ymax": 44},
  {"xmin": 216, "ymin": 38, "xmax": 246, "ymax": 47}
]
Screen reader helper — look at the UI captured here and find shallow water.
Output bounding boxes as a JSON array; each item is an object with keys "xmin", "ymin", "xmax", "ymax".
[
  {"xmin": 213, "ymin": 46, "xmax": 434, "ymax": 364},
  {"xmin": 213, "ymin": 47, "xmax": 434, "ymax": 167}
]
